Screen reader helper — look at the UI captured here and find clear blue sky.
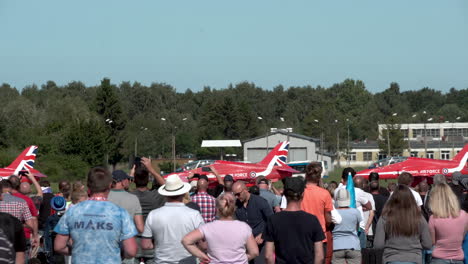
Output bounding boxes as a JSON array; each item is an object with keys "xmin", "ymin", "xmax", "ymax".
[{"xmin": 1, "ymin": 0, "xmax": 467, "ymax": 93}]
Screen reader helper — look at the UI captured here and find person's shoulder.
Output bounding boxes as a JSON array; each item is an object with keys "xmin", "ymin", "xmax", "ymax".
[
  {"xmin": 252, "ymin": 194, "xmax": 268, "ymax": 203},
  {"xmin": 0, "ymin": 212, "xmax": 19, "ymax": 223},
  {"xmin": 300, "ymin": 210, "xmax": 320, "ymax": 221},
  {"xmin": 314, "ymin": 185, "xmax": 332, "ymax": 197},
  {"xmin": 234, "ymin": 220, "xmax": 252, "ymax": 232}
]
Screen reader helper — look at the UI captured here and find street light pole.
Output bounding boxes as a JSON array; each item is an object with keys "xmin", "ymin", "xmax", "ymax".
[
  {"xmin": 105, "ymin": 119, "xmax": 113, "ymax": 167},
  {"xmin": 172, "ymin": 129, "xmax": 176, "ymax": 172},
  {"xmin": 408, "ymin": 114, "xmax": 417, "ymax": 155},
  {"xmin": 161, "ymin": 117, "xmax": 187, "ymax": 172},
  {"xmin": 335, "ymin": 120, "xmax": 340, "ymax": 168},
  {"xmin": 387, "ymin": 113, "xmax": 398, "ymax": 157},
  {"xmin": 135, "ymin": 127, "xmax": 148, "ymax": 157},
  {"xmin": 346, "ymin": 119, "xmax": 350, "ymax": 166},
  {"xmin": 280, "ymin": 117, "xmax": 291, "ymax": 160},
  {"xmin": 258, "ymin": 116, "xmax": 268, "ymax": 155}
]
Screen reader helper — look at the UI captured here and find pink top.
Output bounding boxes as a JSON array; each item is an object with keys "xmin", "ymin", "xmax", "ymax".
[
  {"xmin": 199, "ymin": 220, "xmax": 252, "ymax": 264},
  {"xmin": 429, "ymin": 210, "xmax": 468, "ymax": 260}
]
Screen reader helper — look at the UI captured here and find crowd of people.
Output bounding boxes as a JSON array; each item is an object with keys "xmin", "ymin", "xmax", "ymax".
[{"xmin": 0, "ymin": 159, "xmax": 467, "ymax": 264}]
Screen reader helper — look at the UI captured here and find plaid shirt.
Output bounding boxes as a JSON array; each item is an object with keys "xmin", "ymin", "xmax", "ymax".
[
  {"xmin": 191, "ymin": 191, "xmax": 216, "ymax": 223},
  {"xmin": 0, "ymin": 193, "xmax": 33, "ymax": 222}
]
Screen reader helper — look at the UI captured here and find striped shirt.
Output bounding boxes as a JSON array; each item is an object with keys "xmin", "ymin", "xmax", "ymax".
[
  {"xmin": 0, "ymin": 193, "xmax": 33, "ymax": 222},
  {"xmin": 0, "ymin": 229, "xmax": 14, "ymax": 264},
  {"xmin": 191, "ymin": 191, "xmax": 216, "ymax": 223}
]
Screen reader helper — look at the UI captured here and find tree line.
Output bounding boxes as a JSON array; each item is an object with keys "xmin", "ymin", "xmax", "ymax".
[{"xmin": 0, "ymin": 79, "xmax": 467, "ymax": 180}]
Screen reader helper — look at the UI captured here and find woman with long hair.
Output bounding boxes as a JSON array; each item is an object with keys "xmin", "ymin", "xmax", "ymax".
[
  {"xmin": 428, "ymin": 183, "xmax": 467, "ymax": 264},
  {"xmin": 182, "ymin": 193, "xmax": 259, "ymax": 263},
  {"xmin": 374, "ymin": 184, "xmax": 432, "ymax": 264}
]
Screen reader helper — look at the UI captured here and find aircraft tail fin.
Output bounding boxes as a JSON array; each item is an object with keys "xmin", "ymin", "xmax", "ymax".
[
  {"xmin": 452, "ymin": 144, "xmax": 468, "ymax": 164},
  {"xmin": 257, "ymin": 141, "xmax": 289, "ymax": 167},
  {"xmin": 6, "ymin": 146, "xmax": 38, "ymax": 175}
]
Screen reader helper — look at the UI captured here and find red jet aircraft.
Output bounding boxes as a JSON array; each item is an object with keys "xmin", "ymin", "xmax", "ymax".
[
  {"xmin": 0, "ymin": 145, "xmax": 46, "ymax": 180},
  {"xmin": 166, "ymin": 141, "xmax": 298, "ymax": 185},
  {"xmin": 356, "ymin": 144, "xmax": 468, "ymax": 179}
]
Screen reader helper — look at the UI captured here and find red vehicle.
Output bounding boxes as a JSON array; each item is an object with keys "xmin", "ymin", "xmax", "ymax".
[
  {"xmin": 165, "ymin": 141, "xmax": 298, "ymax": 185},
  {"xmin": 0, "ymin": 145, "xmax": 46, "ymax": 180},
  {"xmin": 356, "ymin": 144, "xmax": 468, "ymax": 179}
]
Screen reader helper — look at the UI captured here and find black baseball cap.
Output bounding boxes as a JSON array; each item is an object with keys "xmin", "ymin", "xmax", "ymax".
[
  {"xmin": 224, "ymin": 175, "xmax": 234, "ymax": 182},
  {"xmin": 283, "ymin": 177, "xmax": 305, "ymax": 197},
  {"xmin": 258, "ymin": 178, "xmax": 269, "ymax": 185},
  {"xmin": 112, "ymin": 170, "xmax": 131, "ymax": 182}
]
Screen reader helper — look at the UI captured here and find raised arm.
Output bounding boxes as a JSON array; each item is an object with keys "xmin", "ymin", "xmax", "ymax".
[
  {"xmin": 141, "ymin": 157, "xmax": 165, "ymax": 186},
  {"xmin": 209, "ymin": 165, "xmax": 223, "ymax": 185},
  {"xmin": 26, "ymin": 171, "xmax": 42, "ymax": 197}
]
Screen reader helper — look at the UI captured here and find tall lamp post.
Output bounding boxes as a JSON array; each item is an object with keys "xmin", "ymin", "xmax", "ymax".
[
  {"xmin": 346, "ymin": 119, "xmax": 350, "ymax": 166},
  {"xmin": 451, "ymin": 116, "xmax": 461, "ymax": 156},
  {"xmin": 105, "ymin": 119, "xmax": 113, "ymax": 166},
  {"xmin": 334, "ymin": 119, "xmax": 340, "ymax": 167},
  {"xmin": 314, "ymin": 119, "xmax": 323, "ymax": 161},
  {"xmin": 161, "ymin": 117, "xmax": 187, "ymax": 172},
  {"xmin": 134, "ymin": 127, "xmax": 148, "ymax": 157},
  {"xmin": 258, "ymin": 116, "xmax": 269, "ymax": 155},
  {"xmin": 408, "ymin": 114, "xmax": 417, "ymax": 155},
  {"xmin": 387, "ymin": 113, "xmax": 398, "ymax": 157},
  {"xmin": 425, "ymin": 116, "xmax": 433, "ymax": 158}
]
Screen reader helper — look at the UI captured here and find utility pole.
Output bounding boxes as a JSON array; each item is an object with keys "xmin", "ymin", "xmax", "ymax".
[
  {"xmin": 134, "ymin": 137, "xmax": 138, "ymax": 157},
  {"xmin": 321, "ymin": 132, "xmax": 324, "ymax": 162},
  {"xmin": 347, "ymin": 119, "xmax": 350, "ymax": 166},
  {"xmin": 172, "ymin": 131, "xmax": 176, "ymax": 172},
  {"xmin": 387, "ymin": 125, "xmax": 391, "ymax": 157},
  {"xmin": 335, "ymin": 120, "xmax": 340, "ymax": 168}
]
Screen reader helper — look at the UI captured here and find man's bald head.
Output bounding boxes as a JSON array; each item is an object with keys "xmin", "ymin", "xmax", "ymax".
[
  {"xmin": 354, "ymin": 176, "xmax": 364, "ymax": 189},
  {"xmin": 197, "ymin": 178, "xmax": 209, "ymax": 191},
  {"xmin": 20, "ymin": 182, "xmax": 31, "ymax": 195},
  {"xmin": 232, "ymin": 181, "xmax": 249, "ymax": 203},
  {"xmin": 232, "ymin": 181, "xmax": 247, "ymax": 192}
]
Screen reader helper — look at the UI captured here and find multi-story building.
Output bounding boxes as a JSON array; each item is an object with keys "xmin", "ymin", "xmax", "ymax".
[{"xmin": 337, "ymin": 122, "xmax": 468, "ymax": 168}]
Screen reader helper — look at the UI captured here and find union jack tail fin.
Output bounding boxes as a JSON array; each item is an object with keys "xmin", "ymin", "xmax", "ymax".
[
  {"xmin": 452, "ymin": 144, "xmax": 468, "ymax": 164},
  {"xmin": 6, "ymin": 146, "xmax": 38, "ymax": 175},
  {"xmin": 257, "ymin": 141, "xmax": 289, "ymax": 167}
]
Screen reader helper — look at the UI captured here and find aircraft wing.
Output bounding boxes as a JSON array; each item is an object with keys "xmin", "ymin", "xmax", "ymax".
[{"xmin": 276, "ymin": 167, "xmax": 300, "ymax": 174}]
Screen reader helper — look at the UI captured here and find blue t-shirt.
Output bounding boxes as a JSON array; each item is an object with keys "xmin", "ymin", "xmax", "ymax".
[
  {"xmin": 332, "ymin": 208, "xmax": 362, "ymax": 251},
  {"xmin": 54, "ymin": 200, "xmax": 137, "ymax": 264}
]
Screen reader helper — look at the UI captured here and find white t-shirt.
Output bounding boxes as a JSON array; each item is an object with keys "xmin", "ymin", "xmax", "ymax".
[
  {"xmin": 360, "ymin": 192, "xmax": 375, "ymax": 233},
  {"xmin": 142, "ymin": 203, "xmax": 204, "ymax": 263},
  {"xmin": 388, "ymin": 187, "xmax": 423, "ymax": 207},
  {"xmin": 410, "ymin": 188, "xmax": 423, "ymax": 207}
]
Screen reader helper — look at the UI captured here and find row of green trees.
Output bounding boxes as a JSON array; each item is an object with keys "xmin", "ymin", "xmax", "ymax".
[{"xmin": 0, "ymin": 79, "xmax": 467, "ymax": 181}]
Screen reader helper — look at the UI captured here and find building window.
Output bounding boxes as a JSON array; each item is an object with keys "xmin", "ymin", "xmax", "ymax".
[
  {"xmin": 413, "ymin": 128, "xmax": 440, "ymax": 138},
  {"xmin": 349, "ymin": 152, "xmax": 356, "ymax": 161},
  {"xmin": 378, "ymin": 153, "xmax": 387, "ymax": 160},
  {"xmin": 363, "ymin": 152, "xmax": 373, "ymax": 161},
  {"xmin": 412, "ymin": 129, "xmax": 423, "ymax": 138},
  {"xmin": 410, "ymin": 151, "xmax": 418, "ymax": 157},
  {"xmin": 426, "ymin": 151, "xmax": 434, "ymax": 159},
  {"xmin": 402, "ymin": 129, "xmax": 409, "ymax": 139},
  {"xmin": 441, "ymin": 151, "xmax": 450, "ymax": 160}
]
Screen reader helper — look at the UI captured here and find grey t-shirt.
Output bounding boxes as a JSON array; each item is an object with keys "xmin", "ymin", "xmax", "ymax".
[
  {"xmin": 332, "ymin": 208, "xmax": 362, "ymax": 250},
  {"xmin": 131, "ymin": 189, "xmax": 165, "ymax": 221},
  {"xmin": 374, "ymin": 216, "xmax": 432, "ymax": 264},
  {"xmin": 108, "ymin": 190, "xmax": 142, "ymax": 217},
  {"xmin": 259, "ymin": 189, "xmax": 280, "ymax": 210}
]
